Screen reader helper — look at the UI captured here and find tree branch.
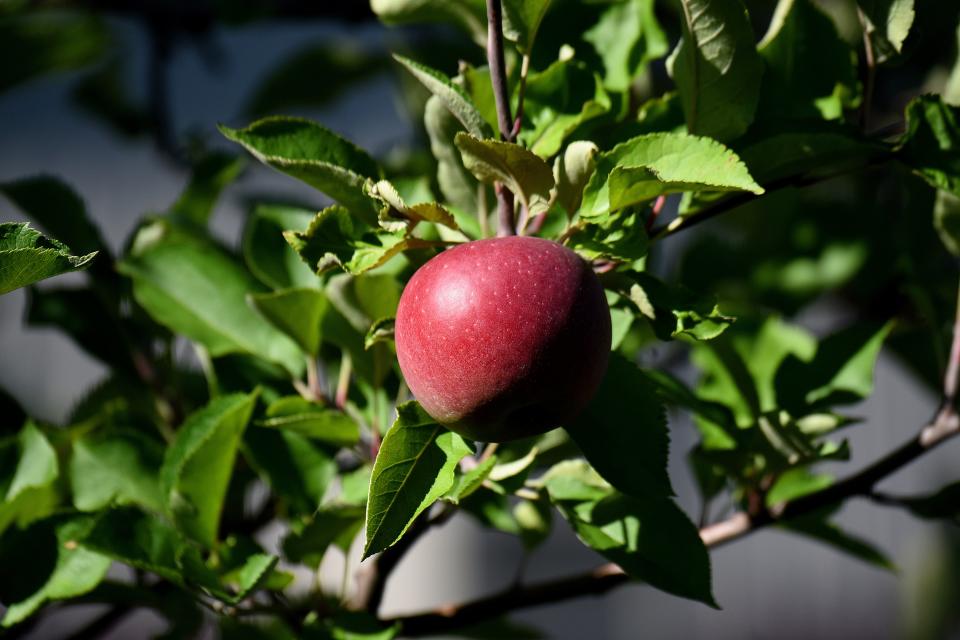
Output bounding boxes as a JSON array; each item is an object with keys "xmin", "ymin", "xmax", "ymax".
[{"xmin": 485, "ymin": 0, "xmax": 517, "ymax": 236}]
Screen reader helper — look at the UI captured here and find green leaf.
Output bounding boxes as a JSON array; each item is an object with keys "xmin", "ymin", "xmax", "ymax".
[
  {"xmin": 243, "ymin": 204, "xmax": 319, "ymax": 290},
  {"xmin": 622, "ymin": 272, "xmax": 734, "ymax": 341},
  {"xmin": 169, "ymin": 153, "xmax": 245, "ymax": 227},
  {"xmin": 70, "ymin": 429, "xmax": 164, "ymax": 513},
  {"xmin": 365, "ymin": 317, "xmax": 396, "ymax": 350},
  {"xmin": 282, "ymin": 504, "xmax": 365, "ymax": 568},
  {"xmin": 80, "ymin": 507, "xmax": 199, "ymax": 584},
  {"xmin": 583, "ymin": 0, "xmax": 668, "ymax": 92},
  {"xmin": 394, "ymin": 55, "xmax": 492, "ymax": 138},
  {"xmin": 257, "ymin": 396, "xmax": 360, "ymax": 447},
  {"xmin": 784, "ymin": 514, "xmax": 894, "ymax": 570},
  {"xmin": 243, "ymin": 427, "xmax": 337, "ymax": 517},
  {"xmin": 898, "ymin": 95, "xmax": 960, "ymax": 197},
  {"xmin": 513, "ymin": 496, "xmax": 552, "ymax": 550},
  {"xmin": 565, "ymin": 208, "xmax": 648, "ymax": 262},
  {"xmin": 774, "ymin": 323, "xmax": 891, "ymax": 413},
  {"xmin": 858, "ymin": 0, "xmax": 915, "ymax": 63},
  {"xmin": 765, "ymin": 467, "xmax": 833, "ymax": 506},
  {"xmin": 544, "ymin": 461, "xmax": 715, "ymax": 606},
  {"xmin": 565, "ymin": 353, "xmax": 672, "ymax": 499},
  {"xmin": 934, "ymin": 190, "xmax": 960, "ymax": 256},
  {"xmin": 667, "ymin": 0, "xmax": 764, "ymax": 141},
  {"xmin": 893, "ymin": 481, "xmax": 960, "ymax": 521},
  {"xmin": 160, "ymin": 392, "xmax": 259, "ymax": 547},
  {"xmin": 518, "ymin": 59, "xmax": 612, "ymax": 160},
  {"xmin": 0, "ymin": 515, "xmax": 110, "ymax": 627},
  {"xmin": 445, "ymin": 455, "xmax": 498, "ymax": 505},
  {"xmin": 371, "ymin": 0, "xmax": 486, "ymax": 44},
  {"xmin": 5, "ymin": 422, "xmax": 58, "ymax": 503},
  {"xmin": 118, "ymin": 225, "xmax": 303, "ymax": 376},
  {"xmin": 249, "ymin": 287, "xmax": 329, "ymax": 356},
  {"xmin": 424, "ymin": 95, "xmax": 484, "ymax": 216},
  {"xmin": 580, "ymin": 133, "xmax": 763, "ymax": 217},
  {"xmin": 455, "ymin": 133, "xmax": 555, "ymax": 217},
  {"xmin": 367, "ymin": 179, "xmax": 458, "ymax": 231},
  {"xmin": 737, "ymin": 131, "xmax": 885, "ymax": 187},
  {"xmin": 502, "ymin": 0, "xmax": 552, "ymax": 54},
  {"xmin": 219, "ymin": 117, "xmax": 382, "ymax": 225},
  {"xmin": 553, "ymin": 141, "xmax": 598, "ymax": 216},
  {"xmin": 756, "ymin": 0, "xmax": 859, "ymax": 123},
  {"xmin": 0, "ymin": 222, "xmax": 96, "ymax": 295},
  {"xmin": 363, "ymin": 402, "xmax": 472, "ymax": 558},
  {"xmin": 0, "ymin": 175, "xmax": 106, "ymax": 257},
  {"xmin": 284, "ymin": 205, "xmax": 409, "ymax": 276},
  {"xmin": 219, "ymin": 553, "xmax": 278, "ymax": 604}
]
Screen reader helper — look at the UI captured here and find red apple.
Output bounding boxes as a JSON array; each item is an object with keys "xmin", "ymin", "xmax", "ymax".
[{"xmin": 395, "ymin": 236, "xmax": 611, "ymax": 442}]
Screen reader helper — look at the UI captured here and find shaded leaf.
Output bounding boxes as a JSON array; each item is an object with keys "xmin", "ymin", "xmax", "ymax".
[
  {"xmin": 0, "ymin": 515, "xmax": 110, "ymax": 627},
  {"xmin": 424, "ymin": 94, "xmax": 484, "ymax": 217},
  {"xmin": 363, "ymin": 402, "xmax": 472, "ymax": 558},
  {"xmin": 249, "ymin": 287, "xmax": 329, "ymax": 356},
  {"xmin": 898, "ymin": 96, "xmax": 960, "ymax": 197},
  {"xmin": 565, "ymin": 353, "xmax": 672, "ymax": 498},
  {"xmin": 243, "ymin": 427, "xmax": 337, "ymax": 517},
  {"xmin": 785, "ymin": 514, "xmax": 895, "ymax": 570},
  {"xmin": 243, "ymin": 204, "xmax": 319, "ymax": 290},
  {"xmin": 444, "ymin": 455, "xmax": 498, "ymax": 504},
  {"xmin": 160, "ymin": 392, "xmax": 259, "ymax": 547},
  {"xmin": 622, "ymin": 272, "xmax": 733, "ymax": 341},
  {"xmin": 371, "ymin": 0, "xmax": 486, "ymax": 44},
  {"xmin": 667, "ymin": 0, "xmax": 764, "ymax": 141},
  {"xmin": 70, "ymin": 429, "xmax": 164, "ymax": 513},
  {"xmin": 583, "ymin": 0, "xmax": 668, "ymax": 92},
  {"xmin": 566, "ymin": 208, "xmax": 648, "ymax": 262},
  {"xmin": 518, "ymin": 60, "xmax": 611, "ymax": 159},
  {"xmin": 257, "ymin": 396, "xmax": 360, "ymax": 447},
  {"xmin": 282, "ymin": 504, "xmax": 365, "ymax": 568},
  {"xmin": 365, "ymin": 317, "xmax": 396, "ymax": 350},
  {"xmin": 544, "ymin": 461, "xmax": 715, "ymax": 606},
  {"xmin": 756, "ymin": 0, "xmax": 859, "ymax": 123},
  {"xmin": 503, "ymin": 0, "xmax": 552, "ymax": 54},
  {"xmin": 119, "ymin": 224, "xmax": 303, "ymax": 375},
  {"xmin": 858, "ymin": 0, "xmax": 915, "ymax": 63}
]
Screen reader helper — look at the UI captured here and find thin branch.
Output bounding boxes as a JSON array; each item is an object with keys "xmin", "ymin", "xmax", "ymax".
[
  {"xmin": 510, "ymin": 54, "xmax": 531, "ymax": 140},
  {"xmin": 485, "ymin": 0, "xmax": 517, "ymax": 236}
]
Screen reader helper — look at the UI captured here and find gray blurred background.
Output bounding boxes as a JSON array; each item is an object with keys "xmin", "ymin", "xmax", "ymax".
[{"xmin": 2, "ymin": 5, "xmax": 959, "ymax": 640}]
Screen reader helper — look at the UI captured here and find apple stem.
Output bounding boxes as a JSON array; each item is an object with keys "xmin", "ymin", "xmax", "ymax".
[{"xmin": 486, "ymin": 0, "xmax": 518, "ymax": 236}]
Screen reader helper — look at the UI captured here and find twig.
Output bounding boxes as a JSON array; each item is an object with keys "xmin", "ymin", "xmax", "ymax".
[
  {"xmin": 645, "ymin": 195, "xmax": 666, "ymax": 233},
  {"xmin": 335, "ymin": 353, "xmax": 352, "ymax": 410},
  {"xmin": 386, "ymin": 280, "xmax": 960, "ymax": 635},
  {"xmin": 485, "ymin": 0, "xmax": 517, "ymax": 236},
  {"xmin": 510, "ymin": 54, "xmax": 531, "ymax": 140}
]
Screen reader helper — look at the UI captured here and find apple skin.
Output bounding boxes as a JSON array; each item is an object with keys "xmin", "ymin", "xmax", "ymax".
[{"xmin": 395, "ymin": 236, "xmax": 611, "ymax": 442}]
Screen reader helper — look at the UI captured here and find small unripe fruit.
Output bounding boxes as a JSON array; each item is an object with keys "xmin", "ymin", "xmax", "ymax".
[{"xmin": 395, "ymin": 236, "xmax": 611, "ymax": 442}]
